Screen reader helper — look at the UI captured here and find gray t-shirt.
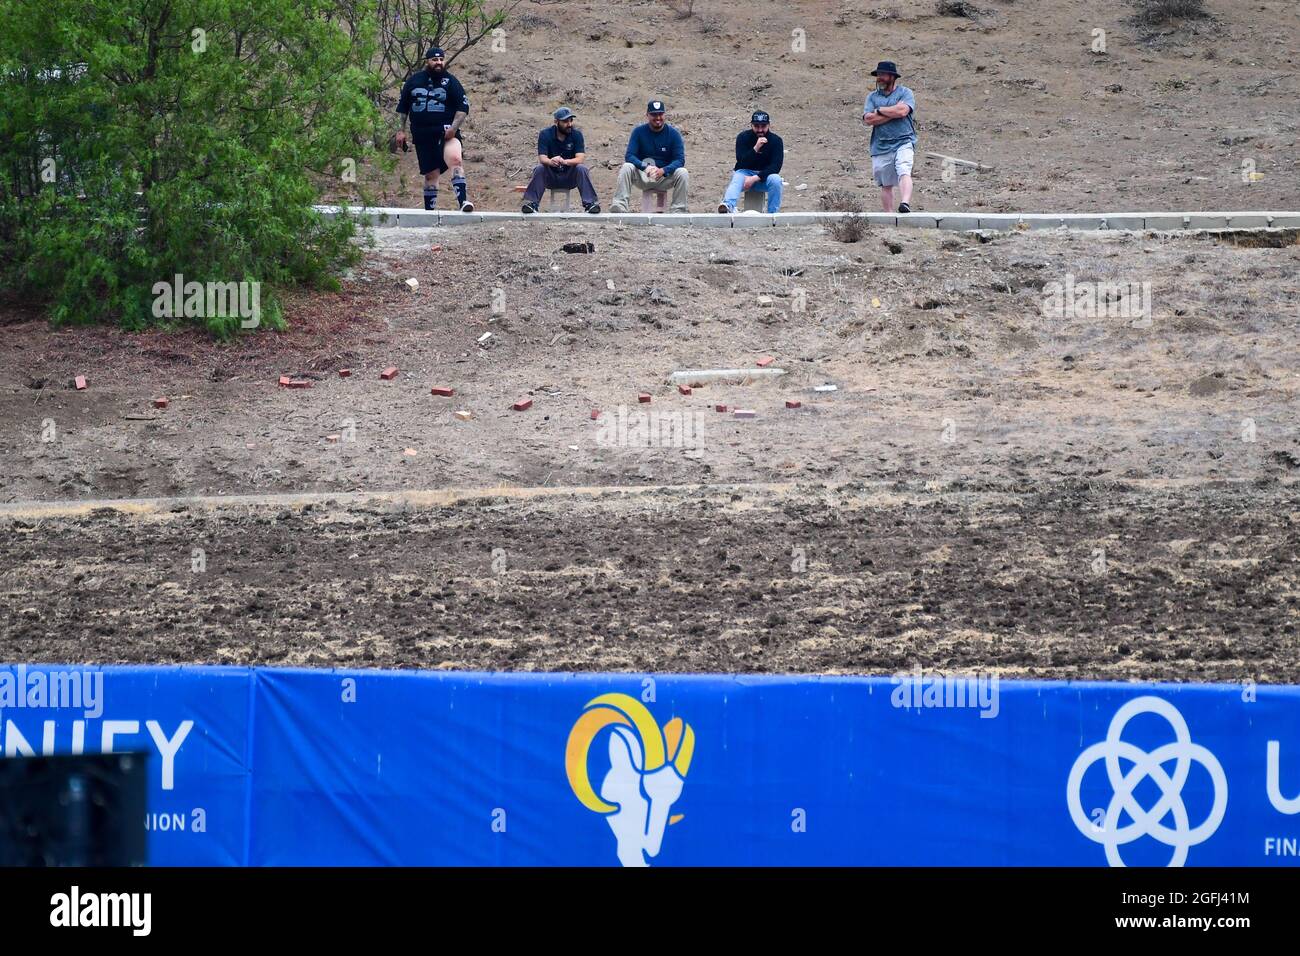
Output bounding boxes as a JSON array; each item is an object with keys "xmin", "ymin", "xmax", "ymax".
[{"xmin": 864, "ymin": 85, "xmax": 917, "ymax": 156}]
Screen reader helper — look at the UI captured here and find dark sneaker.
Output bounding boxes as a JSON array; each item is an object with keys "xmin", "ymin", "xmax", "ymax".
[
  {"xmin": 584, "ymin": 202, "xmax": 601, "ymax": 214},
  {"xmin": 522, "ymin": 202, "xmax": 538, "ymax": 214},
  {"xmin": 717, "ymin": 201, "xmax": 731, "ymax": 213},
  {"xmin": 460, "ymin": 200, "xmax": 475, "ymax": 213},
  {"xmin": 897, "ymin": 202, "xmax": 912, "ymax": 214}
]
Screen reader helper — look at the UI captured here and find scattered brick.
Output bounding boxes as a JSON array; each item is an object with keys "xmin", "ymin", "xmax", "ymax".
[
  {"xmin": 715, "ymin": 404, "xmax": 728, "ymax": 413},
  {"xmin": 338, "ymin": 369, "xmax": 352, "ymax": 378},
  {"xmin": 430, "ymin": 386, "xmax": 455, "ymax": 397},
  {"xmin": 278, "ymin": 376, "xmax": 291, "ymax": 387},
  {"xmin": 74, "ymin": 376, "xmax": 87, "ymax": 390},
  {"xmin": 785, "ymin": 400, "xmax": 802, "ymax": 409},
  {"xmin": 380, "ymin": 367, "xmax": 399, "ymax": 380},
  {"xmin": 590, "ymin": 409, "xmax": 601, "ymax": 420},
  {"xmin": 756, "ymin": 356, "xmax": 775, "ymax": 368},
  {"xmin": 286, "ymin": 379, "xmax": 312, "ymax": 389},
  {"xmin": 638, "ymin": 393, "xmax": 652, "ymax": 404},
  {"xmin": 153, "ymin": 398, "xmax": 169, "ymax": 409},
  {"xmin": 513, "ymin": 398, "xmax": 533, "ymax": 411},
  {"xmin": 454, "ymin": 410, "xmax": 473, "ymax": 421},
  {"xmin": 678, "ymin": 385, "xmax": 692, "ymax": 395}
]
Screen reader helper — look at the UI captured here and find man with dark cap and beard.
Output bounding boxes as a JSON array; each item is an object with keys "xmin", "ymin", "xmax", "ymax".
[
  {"xmin": 862, "ymin": 60, "xmax": 917, "ymax": 214},
  {"xmin": 395, "ymin": 46, "xmax": 475, "ymax": 211},
  {"xmin": 521, "ymin": 107, "xmax": 601, "ymax": 214}
]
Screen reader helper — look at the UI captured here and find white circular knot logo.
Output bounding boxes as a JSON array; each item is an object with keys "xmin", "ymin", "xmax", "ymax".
[{"xmin": 1067, "ymin": 696, "xmax": 1227, "ymax": 867}]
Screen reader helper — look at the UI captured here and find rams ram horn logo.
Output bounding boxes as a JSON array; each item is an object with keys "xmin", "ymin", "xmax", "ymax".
[{"xmin": 565, "ymin": 693, "xmax": 695, "ymax": 867}]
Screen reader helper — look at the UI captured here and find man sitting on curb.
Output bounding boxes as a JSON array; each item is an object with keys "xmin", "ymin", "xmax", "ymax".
[
  {"xmin": 609, "ymin": 99, "xmax": 689, "ymax": 213},
  {"xmin": 862, "ymin": 60, "xmax": 917, "ymax": 214},
  {"xmin": 718, "ymin": 110, "xmax": 784, "ymax": 213},
  {"xmin": 522, "ymin": 107, "xmax": 600, "ymax": 214}
]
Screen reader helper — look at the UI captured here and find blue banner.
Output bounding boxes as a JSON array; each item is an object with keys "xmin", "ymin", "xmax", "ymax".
[{"xmin": 1, "ymin": 665, "xmax": 1297, "ymax": 866}]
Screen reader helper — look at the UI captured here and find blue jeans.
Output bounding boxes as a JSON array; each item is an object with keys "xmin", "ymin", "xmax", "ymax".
[{"xmin": 722, "ymin": 170, "xmax": 783, "ymax": 212}]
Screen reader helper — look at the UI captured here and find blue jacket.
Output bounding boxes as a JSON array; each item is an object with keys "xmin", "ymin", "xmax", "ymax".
[{"xmin": 624, "ymin": 123, "xmax": 685, "ymax": 175}]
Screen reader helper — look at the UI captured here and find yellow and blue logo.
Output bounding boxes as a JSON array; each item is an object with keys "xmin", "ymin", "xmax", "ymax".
[{"xmin": 565, "ymin": 693, "xmax": 695, "ymax": 867}]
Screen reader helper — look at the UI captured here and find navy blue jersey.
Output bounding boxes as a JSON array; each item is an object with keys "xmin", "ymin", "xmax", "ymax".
[
  {"xmin": 397, "ymin": 68, "xmax": 470, "ymax": 134},
  {"xmin": 537, "ymin": 125, "xmax": 586, "ymax": 160}
]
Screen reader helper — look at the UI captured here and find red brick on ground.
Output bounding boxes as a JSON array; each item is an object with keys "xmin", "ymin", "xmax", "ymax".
[
  {"xmin": 513, "ymin": 398, "xmax": 533, "ymax": 411},
  {"xmin": 380, "ymin": 367, "xmax": 399, "ymax": 380}
]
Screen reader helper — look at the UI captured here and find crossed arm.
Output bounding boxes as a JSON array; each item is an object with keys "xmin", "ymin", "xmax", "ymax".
[{"xmin": 862, "ymin": 103, "xmax": 912, "ymax": 126}]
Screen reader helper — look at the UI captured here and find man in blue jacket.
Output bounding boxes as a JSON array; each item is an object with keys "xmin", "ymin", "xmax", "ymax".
[
  {"xmin": 717, "ymin": 110, "xmax": 784, "ymax": 213},
  {"xmin": 609, "ymin": 99, "xmax": 690, "ymax": 213},
  {"xmin": 862, "ymin": 60, "xmax": 917, "ymax": 214}
]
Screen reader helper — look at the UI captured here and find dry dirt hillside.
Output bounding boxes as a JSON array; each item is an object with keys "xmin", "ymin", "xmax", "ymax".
[{"xmin": 336, "ymin": 0, "xmax": 1300, "ymax": 213}]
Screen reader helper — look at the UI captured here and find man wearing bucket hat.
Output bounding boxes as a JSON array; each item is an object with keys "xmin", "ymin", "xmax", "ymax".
[
  {"xmin": 395, "ymin": 46, "xmax": 475, "ymax": 212},
  {"xmin": 862, "ymin": 60, "xmax": 917, "ymax": 214},
  {"xmin": 521, "ymin": 107, "xmax": 601, "ymax": 214},
  {"xmin": 717, "ymin": 110, "xmax": 785, "ymax": 214},
  {"xmin": 609, "ymin": 99, "xmax": 690, "ymax": 213}
]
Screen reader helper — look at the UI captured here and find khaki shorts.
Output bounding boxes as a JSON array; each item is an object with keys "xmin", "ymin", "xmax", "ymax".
[{"xmin": 872, "ymin": 144, "xmax": 915, "ymax": 187}]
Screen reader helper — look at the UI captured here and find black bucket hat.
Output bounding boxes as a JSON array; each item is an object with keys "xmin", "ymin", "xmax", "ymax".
[{"xmin": 870, "ymin": 60, "xmax": 901, "ymax": 78}]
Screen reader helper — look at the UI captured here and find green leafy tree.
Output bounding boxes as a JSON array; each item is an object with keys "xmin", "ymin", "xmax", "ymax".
[{"xmin": 0, "ymin": 0, "xmax": 385, "ymax": 336}]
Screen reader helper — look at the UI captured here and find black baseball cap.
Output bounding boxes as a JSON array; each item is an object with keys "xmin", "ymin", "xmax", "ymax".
[
  {"xmin": 425, "ymin": 46, "xmax": 445, "ymax": 59},
  {"xmin": 751, "ymin": 111, "xmax": 770, "ymax": 124},
  {"xmin": 554, "ymin": 106, "xmax": 577, "ymax": 121},
  {"xmin": 646, "ymin": 99, "xmax": 666, "ymax": 114}
]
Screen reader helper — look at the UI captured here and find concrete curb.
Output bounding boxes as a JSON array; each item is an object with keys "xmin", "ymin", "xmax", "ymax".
[{"xmin": 315, "ymin": 205, "xmax": 1300, "ymax": 233}]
